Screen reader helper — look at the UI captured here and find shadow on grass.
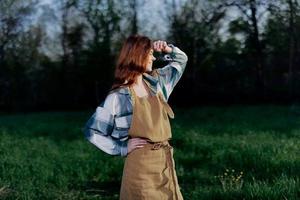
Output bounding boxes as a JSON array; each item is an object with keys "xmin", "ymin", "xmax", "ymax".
[{"xmin": 80, "ymin": 179, "xmax": 120, "ymax": 199}]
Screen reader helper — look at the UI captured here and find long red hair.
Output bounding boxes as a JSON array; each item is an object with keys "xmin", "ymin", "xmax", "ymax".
[{"xmin": 110, "ymin": 34, "xmax": 154, "ymax": 91}]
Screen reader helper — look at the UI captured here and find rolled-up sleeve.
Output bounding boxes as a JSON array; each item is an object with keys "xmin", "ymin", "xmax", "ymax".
[
  {"xmin": 156, "ymin": 45, "xmax": 188, "ymax": 101},
  {"xmin": 83, "ymin": 93, "xmax": 128, "ymax": 157}
]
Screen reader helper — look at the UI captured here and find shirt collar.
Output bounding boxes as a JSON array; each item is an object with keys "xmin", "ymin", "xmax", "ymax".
[
  {"xmin": 142, "ymin": 71, "xmax": 159, "ymax": 86},
  {"xmin": 117, "ymin": 71, "xmax": 159, "ymax": 95}
]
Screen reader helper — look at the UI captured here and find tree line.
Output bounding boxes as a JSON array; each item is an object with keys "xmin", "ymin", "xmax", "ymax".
[{"xmin": 1, "ymin": 0, "xmax": 300, "ymax": 111}]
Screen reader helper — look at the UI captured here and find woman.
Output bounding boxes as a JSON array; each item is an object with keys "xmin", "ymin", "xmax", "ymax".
[{"xmin": 84, "ymin": 34, "xmax": 188, "ymax": 200}]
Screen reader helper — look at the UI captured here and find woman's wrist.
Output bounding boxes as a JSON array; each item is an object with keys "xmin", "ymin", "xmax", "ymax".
[{"xmin": 163, "ymin": 44, "xmax": 173, "ymax": 54}]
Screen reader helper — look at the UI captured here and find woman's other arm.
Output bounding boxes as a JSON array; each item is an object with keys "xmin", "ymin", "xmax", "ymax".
[{"xmin": 83, "ymin": 93, "xmax": 128, "ymax": 157}]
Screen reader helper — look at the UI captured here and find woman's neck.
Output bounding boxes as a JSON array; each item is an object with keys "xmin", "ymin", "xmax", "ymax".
[
  {"xmin": 134, "ymin": 74, "xmax": 143, "ymax": 86},
  {"xmin": 131, "ymin": 74, "xmax": 151, "ymax": 97}
]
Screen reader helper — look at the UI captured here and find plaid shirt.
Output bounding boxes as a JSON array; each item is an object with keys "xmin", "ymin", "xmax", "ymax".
[{"xmin": 83, "ymin": 45, "xmax": 188, "ymax": 157}]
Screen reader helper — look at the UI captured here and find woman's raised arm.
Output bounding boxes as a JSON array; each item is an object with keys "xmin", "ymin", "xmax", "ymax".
[{"xmin": 155, "ymin": 44, "xmax": 188, "ymax": 101}]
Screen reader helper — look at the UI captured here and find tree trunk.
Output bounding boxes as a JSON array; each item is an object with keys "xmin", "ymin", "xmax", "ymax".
[
  {"xmin": 131, "ymin": 0, "xmax": 138, "ymax": 34},
  {"xmin": 249, "ymin": 0, "xmax": 265, "ymax": 99},
  {"xmin": 287, "ymin": 0, "xmax": 296, "ymax": 100}
]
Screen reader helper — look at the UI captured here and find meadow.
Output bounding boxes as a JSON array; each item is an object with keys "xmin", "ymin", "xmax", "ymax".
[{"xmin": 0, "ymin": 106, "xmax": 299, "ymax": 199}]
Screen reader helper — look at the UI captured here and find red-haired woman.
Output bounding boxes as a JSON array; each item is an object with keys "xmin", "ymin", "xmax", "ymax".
[{"xmin": 84, "ymin": 34, "xmax": 188, "ymax": 199}]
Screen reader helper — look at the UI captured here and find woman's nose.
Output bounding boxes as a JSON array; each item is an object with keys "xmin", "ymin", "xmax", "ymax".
[{"xmin": 152, "ymin": 56, "xmax": 156, "ymax": 61}]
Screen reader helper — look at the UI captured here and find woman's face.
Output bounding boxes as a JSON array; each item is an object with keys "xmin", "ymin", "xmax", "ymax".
[{"xmin": 146, "ymin": 49, "xmax": 156, "ymax": 72}]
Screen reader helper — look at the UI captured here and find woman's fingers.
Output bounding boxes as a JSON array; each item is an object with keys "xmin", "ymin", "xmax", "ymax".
[
  {"xmin": 159, "ymin": 41, "xmax": 164, "ymax": 50},
  {"xmin": 153, "ymin": 41, "xmax": 157, "ymax": 50},
  {"xmin": 136, "ymin": 141, "xmax": 148, "ymax": 146},
  {"xmin": 161, "ymin": 41, "xmax": 167, "ymax": 49},
  {"xmin": 153, "ymin": 40, "xmax": 168, "ymax": 52},
  {"xmin": 128, "ymin": 138, "xmax": 149, "ymax": 154},
  {"xmin": 154, "ymin": 40, "xmax": 163, "ymax": 51},
  {"xmin": 130, "ymin": 138, "xmax": 148, "ymax": 147},
  {"xmin": 156, "ymin": 41, "xmax": 161, "ymax": 49},
  {"xmin": 153, "ymin": 41, "xmax": 161, "ymax": 52}
]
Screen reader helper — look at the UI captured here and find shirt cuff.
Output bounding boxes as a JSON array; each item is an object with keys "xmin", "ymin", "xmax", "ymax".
[{"xmin": 167, "ymin": 44, "xmax": 176, "ymax": 58}]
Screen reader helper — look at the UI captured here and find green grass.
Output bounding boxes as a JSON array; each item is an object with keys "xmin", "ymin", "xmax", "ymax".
[{"xmin": 0, "ymin": 106, "xmax": 300, "ymax": 199}]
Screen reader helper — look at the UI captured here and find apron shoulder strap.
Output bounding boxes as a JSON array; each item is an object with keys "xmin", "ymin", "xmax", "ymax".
[{"xmin": 158, "ymin": 92, "xmax": 175, "ymax": 119}]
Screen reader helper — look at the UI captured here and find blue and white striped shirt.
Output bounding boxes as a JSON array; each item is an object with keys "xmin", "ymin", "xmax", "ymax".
[{"xmin": 83, "ymin": 45, "xmax": 188, "ymax": 157}]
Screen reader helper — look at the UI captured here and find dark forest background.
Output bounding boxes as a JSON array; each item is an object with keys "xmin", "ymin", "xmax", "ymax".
[{"xmin": 1, "ymin": 0, "xmax": 300, "ymax": 112}]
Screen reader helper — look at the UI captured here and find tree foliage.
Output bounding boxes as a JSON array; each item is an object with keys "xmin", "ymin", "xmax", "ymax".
[{"xmin": 1, "ymin": 0, "xmax": 300, "ymax": 111}]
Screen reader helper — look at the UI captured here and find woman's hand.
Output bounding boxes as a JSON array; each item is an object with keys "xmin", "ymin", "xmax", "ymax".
[
  {"xmin": 153, "ymin": 40, "xmax": 172, "ymax": 53},
  {"xmin": 127, "ymin": 137, "xmax": 148, "ymax": 154}
]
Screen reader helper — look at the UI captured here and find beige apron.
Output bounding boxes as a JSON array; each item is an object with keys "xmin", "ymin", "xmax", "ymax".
[{"xmin": 119, "ymin": 85, "xmax": 184, "ymax": 200}]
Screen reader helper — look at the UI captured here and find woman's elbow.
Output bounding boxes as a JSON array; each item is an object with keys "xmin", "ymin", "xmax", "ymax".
[
  {"xmin": 83, "ymin": 126, "xmax": 93, "ymax": 140},
  {"xmin": 182, "ymin": 52, "xmax": 188, "ymax": 63}
]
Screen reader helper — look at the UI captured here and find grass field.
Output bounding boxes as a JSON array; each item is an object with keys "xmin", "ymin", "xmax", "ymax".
[{"xmin": 0, "ymin": 106, "xmax": 300, "ymax": 199}]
